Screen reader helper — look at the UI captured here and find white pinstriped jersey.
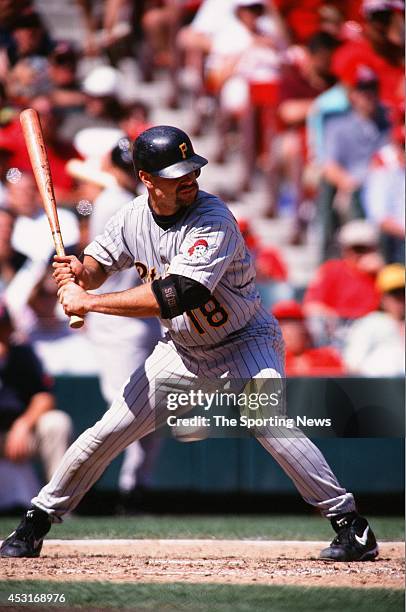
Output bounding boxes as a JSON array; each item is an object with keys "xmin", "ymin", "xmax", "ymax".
[{"xmin": 84, "ymin": 190, "xmax": 278, "ymax": 349}]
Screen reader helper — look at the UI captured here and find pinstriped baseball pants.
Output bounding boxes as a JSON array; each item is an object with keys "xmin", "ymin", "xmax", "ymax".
[{"xmin": 32, "ymin": 335, "xmax": 356, "ymax": 520}]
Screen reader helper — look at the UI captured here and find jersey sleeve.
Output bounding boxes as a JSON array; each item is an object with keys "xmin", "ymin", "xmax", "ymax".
[
  {"xmin": 84, "ymin": 207, "xmax": 134, "ymax": 275},
  {"xmin": 167, "ymin": 219, "xmax": 241, "ymax": 291}
]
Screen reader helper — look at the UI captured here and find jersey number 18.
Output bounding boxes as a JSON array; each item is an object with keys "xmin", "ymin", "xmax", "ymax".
[{"xmin": 187, "ymin": 297, "xmax": 228, "ymax": 334}]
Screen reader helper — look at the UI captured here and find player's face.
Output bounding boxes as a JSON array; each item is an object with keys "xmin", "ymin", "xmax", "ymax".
[{"xmin": 141, "ymin": 170, "xmax": 200, "ymax": 214}]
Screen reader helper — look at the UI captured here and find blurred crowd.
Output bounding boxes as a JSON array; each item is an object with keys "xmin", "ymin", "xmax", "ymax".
[{"xmin": 0, "ymin": 0, "xmax": 404, "ymax": 510}]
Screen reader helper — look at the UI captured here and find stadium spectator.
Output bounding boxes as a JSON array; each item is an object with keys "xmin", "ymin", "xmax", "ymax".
[
  {"xmin": 362, "ymin": 126, "xmax": 405, "ymax": 263},
  {"xmin": 0, "ymin": 11, "xmax": 54, "ymax": 79},
  {"xmin": 0, "ymin": 207, "xmax": 26, "ymax": 292},
  {"xmin": 201, "ymin": 0, "xmax": 286, "ymax": 164},
  {"xmin": 2, "ymin": 171, "xmax": 79, "ymax": 327},
  {"xmin": 58, "ymin": 65, "xmax": 124, "ymax": 142},
  {"xmin": 139, "ymin": 0, "xmax": 201, "ymax": 81},
  {"xmin": 306, "ymin": 0, "xmax": 403, "ymax": 201},
  {"xmin": 344, "ymin": 264, "xmax": 405, "ymax": 376},
  {"xmin": 6, "ymin": 171, "xmax": 79, "ymax": 263},
  {"xmin": 273, "ymin": 0, "xmax": 334, "ymax": 43},
  {"xmin": 331, "ymin": 0, "xmax": 404, "ymax": 115},
  {"xmin": 0, "ymin": 95, "xmax": 78, "ymax": 203},
  {"xmin": 5, "ymin": 56, "xmax": 52, "ymax": 107},
  {"xmin": 48, "ymin": 42, "xmax": 85, "ymax": 116},
  {"xmin": 75, "ymin": 0, "xmax": 133, "ymax": 58},
  {"xmin": 205, "ymin": 0, "xmax": 284, "ymax": 115},
  {"xmin": 0, "ymin": 0, "xmax": 33, "ymax": 32},
  {"xmin": 0, "ymin": 300, "xmax": 72, "ymax": 511},
  {"xmin": 272, "ymin": 299, "xmax": 345, "ymax": 375},
  {"xmin": 177, "ymin": 0, "xmax": 236, "ymax": 58},
  {"xmin": 238, "ymin": 218, "xmax": 293, "ymax": 307},
  {"xmin": 119, "ymin": 100, "xmax": 152, "ymax": 141},
  {"xmin": 318, "ymin": 66, "xmax": 390, "ymax": 258},
  {"xmin": 303, "ymin": 220, "xmax": 383, "ymax": 344},
  {"xmin": 274, "ymin": 31, "xmax": 340, "ymax": 240},
  {"xmin": 21, "ymin": 267, "xmax": 98, "ymax": 376}
]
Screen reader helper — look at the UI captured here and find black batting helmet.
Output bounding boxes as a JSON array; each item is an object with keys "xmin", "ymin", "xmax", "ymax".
[{"xmin": 132, "ymin": 125, "xmax": 208, "ymax": 179}]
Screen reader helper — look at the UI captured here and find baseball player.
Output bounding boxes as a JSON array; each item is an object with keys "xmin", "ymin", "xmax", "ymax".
[{"xmin": 1, "ymin": 126, "xmax": 377, "ymax": 562}]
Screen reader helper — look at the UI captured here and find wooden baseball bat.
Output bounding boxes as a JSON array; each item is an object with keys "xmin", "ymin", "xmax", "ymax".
[{"xmin": 19, "ymin": 108, "xmax": 84, "ymax": 329}]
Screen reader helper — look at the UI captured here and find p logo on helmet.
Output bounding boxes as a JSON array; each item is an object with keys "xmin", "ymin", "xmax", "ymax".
[
  {"xmin": 132, "ymin": 125, "xmax": 208, "ymax": 179},
  {"xmin": 179, "ymin": 143, "xmax": 188, "ymax": 159}
]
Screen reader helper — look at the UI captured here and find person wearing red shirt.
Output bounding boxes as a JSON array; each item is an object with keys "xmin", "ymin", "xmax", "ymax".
[
  {"xmin": 332, "ymin": 0, "xmax": 404, "ymax": 114},
  {"xmin": 272, "ymin": 299, "xmax": 345, "ymax": 376},
  {"xmin": 273, "ymin": 1, "xmax": 360, "ymax": 43},
  {"xmin": 0, "ymin": 95, "xmax": 77, "ymax": 204},
  {"xmin": 304, "ymin": 220, "xmax": 383, "ymax": 321},
  {"xmin": 238, "ymin": 218, "xmax": 288, "ymax": 282},
  {"xmin": 276, "ymin": 31, "xmax": 340, "ymax": 241},
  {"xmin": 237, "ymin": 217, "xmax": 293, "ymax": 307},
  {"xmin": 273, "ymin": 0, "xmax": 324, "ymax": 43}
]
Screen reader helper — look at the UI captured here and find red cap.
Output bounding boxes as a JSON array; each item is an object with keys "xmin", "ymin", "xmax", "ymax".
[{"xmin": 272, "ymin": 300, "xmax": 304, "ymax": 321}]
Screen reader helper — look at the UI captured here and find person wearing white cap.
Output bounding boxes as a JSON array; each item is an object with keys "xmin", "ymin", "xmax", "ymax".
[
  {"xmin": 82, "ymin": 65, "xmax": 120, "ymax": 98},
  {"xmin": 303, "ymin": 220, "xmax": 384, "ymax": 346},
  {"xmin": 344, "ymin": 263, "xmax": 405, "ymax": 376},
  {"xmin": 58, "ymin": 66, "xmax": 124, "ymax": 142},
  {"xmin": 204, "ymin": 0, "xmax": 285, "ymax": 121}
]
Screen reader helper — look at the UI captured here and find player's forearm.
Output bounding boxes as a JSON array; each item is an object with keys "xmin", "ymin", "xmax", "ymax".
[
  {"xmin": 80, "ymin": 255, "xmax": 109, "ymax": 290},
  {"xmin": 85, "ymin": 283, "xmax": 161, "ymax": 318}
]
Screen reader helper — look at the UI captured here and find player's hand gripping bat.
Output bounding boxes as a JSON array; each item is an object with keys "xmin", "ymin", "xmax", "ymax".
[{"xmin": 19, "ymin": 108, "xmax": 84, "ymax": 329}]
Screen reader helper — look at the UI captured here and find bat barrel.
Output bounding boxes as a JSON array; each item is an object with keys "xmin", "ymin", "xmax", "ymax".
[{"xmin": 19, "ymin": 108, "xmax": 84, "ymax": 330}]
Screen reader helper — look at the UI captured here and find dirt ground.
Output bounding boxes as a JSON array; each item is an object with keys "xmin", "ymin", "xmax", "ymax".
[{"xmin": 1, "ymin": 540, "xmax": 404, "ymax": 589}]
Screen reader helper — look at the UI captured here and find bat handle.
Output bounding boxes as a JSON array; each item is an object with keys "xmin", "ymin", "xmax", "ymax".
[
  {"xmin": 54, "ymin": 233, "xmax": 85, "ymax": 329},
  {"xmin": 69, "ymin": 313, "xmax": 85, "ymax": 329}
]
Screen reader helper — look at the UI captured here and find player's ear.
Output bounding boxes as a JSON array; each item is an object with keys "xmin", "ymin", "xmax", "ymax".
[{"xmin": 139, "ymin": 170, "xmax": 153, "ymax": 188}]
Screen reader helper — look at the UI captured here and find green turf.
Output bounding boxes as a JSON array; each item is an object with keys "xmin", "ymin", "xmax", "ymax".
[
  {"xmin": 0, "ymin": 515, "xmax": 403, "ymax": 541},
  {"xmin": 0, "ymin": 582, "xmax": 404, "ymax": 612}
]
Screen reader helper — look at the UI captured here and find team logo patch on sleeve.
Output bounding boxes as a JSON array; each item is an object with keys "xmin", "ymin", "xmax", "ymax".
[{"xmin": 186, "ymin": 239, "xmax": 213, "ymax": 262}]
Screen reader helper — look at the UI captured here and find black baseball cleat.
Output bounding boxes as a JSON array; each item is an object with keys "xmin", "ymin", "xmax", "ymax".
[
  {"xmin": 0, "ymin": 507, "xmax": 52, "ymax": 558},
  {"xmin": 319, "ymin": 512, "xmax": 379, "ymax": 562}
]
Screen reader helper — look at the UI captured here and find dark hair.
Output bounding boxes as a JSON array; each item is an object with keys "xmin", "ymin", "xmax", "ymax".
[
  {"xmin": 111, "ymin": 142, "xmax": 134, "ymax": 175},
  {"xmin": 11, "ymin": 11, "xmax": 43, "ymax": 30},
  {"xmin": 367, "ymin": 9, "xmax": 393, "ymax": 24},
  {"xmin": 307, "ymin": 31, "xmax": 341, "ymax": 53},
  {"xmin": 122, "ymin": 100, "xmax": 150, "ymax": 120},
  {"xmin": 50, "ymin": 41, "xmax": 78, "ymax": 66}
]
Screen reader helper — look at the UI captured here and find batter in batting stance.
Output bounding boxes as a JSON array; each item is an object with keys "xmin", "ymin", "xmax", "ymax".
[{"xmin": 1, "ymin": 126, "xmax": 377, "ymax": 561}]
